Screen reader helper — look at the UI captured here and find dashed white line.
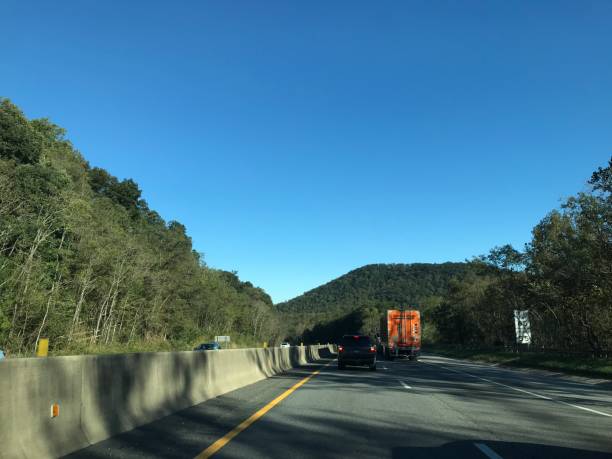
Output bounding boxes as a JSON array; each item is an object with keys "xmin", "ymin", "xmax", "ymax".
[
  {"xmin": 399, "ymin": 380, "xmax": 412, "ymax": 389},
  {"xmin": 424, "ymin": 361, "xmax": 612, "ymax": 418},
  {"xmin": 474, "ymin": 442, "xmax": 504, "ymax": 459},
  {"xmin": 557, "ymin": 401, "xmax": 612, "ymax": 417}
]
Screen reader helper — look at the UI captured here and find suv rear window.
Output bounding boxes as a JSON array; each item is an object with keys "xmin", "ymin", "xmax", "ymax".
[{"xmin": 341, "ymin": 335, "xmax": 371, "ymax": 346}]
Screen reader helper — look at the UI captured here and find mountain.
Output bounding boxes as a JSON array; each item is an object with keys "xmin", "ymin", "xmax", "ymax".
[
  {"xmin": 277, "ymin": 262, "xmax": 474, "ymax": 314},
  {"xmin": 276, "ymin": 263, "xmax": 475, "ymax": 343}
]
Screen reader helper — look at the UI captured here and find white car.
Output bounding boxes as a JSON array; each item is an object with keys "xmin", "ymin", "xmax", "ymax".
[{"xmin": 280, "ymin": 342, "xmax": 291, "ymax": 348}]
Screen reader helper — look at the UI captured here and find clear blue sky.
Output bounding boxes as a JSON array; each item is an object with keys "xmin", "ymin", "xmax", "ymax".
[{"xmin": 2, "ymin": 1, "xmax": 611, "ymax": 303}]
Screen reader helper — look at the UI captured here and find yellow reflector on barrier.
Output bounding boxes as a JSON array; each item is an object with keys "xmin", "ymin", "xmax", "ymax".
[{"xmin": 37, "ymin": 339, "xmax": 49, "ymax": 357}]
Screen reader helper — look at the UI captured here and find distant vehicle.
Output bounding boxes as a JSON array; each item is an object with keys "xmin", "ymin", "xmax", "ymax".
[
  {"xmin": 193, "ymin": 342, "xmax": 221, "ymax": 351},
  {"xmin": 337, "ymin": 335, "xmax": 376, "ymax": 371},
  {"xmin": 280, "ymin": 342, "xmax": 291, "ymax": 348},
  {"xmin": 379, "ymin": 309, "xmax": 421, "ymax": 360}
]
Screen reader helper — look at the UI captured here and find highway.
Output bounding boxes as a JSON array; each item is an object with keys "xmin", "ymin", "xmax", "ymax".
[{"xmin": 66, "ymin": 354, "xmax": 612, "ymax": 459}]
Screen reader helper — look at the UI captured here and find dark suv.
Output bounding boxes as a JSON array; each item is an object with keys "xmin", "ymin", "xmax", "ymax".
[
  {"xmin": 193, "ymin": 342, "xmax": 221, "ymax": 351},
  {"xmin": 337, "ymin": 335, "xmax": 377, "ymax": 371}
]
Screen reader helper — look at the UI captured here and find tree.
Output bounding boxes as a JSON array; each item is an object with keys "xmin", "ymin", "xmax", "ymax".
[
  {"xmin": 590, "ymin": 157, "xmax": 612, "ymax": 195},
  {"xmin": 0, "ymin": 99, "xmax": 42, "ymax": 164}
]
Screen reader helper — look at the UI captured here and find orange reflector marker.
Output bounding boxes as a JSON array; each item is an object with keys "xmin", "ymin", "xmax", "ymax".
[{"xmin": 51, "ymin": 403, "xmax": 59, "ymax": 418}]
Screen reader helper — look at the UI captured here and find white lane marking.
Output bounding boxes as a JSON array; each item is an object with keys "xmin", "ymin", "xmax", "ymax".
[
  {"xmin": 399, "ymin": 380, "xmax": 412, "ymax": 389},
  {"xmin": 425, "ymin": 361, "xmax": 612, "ymax": 418},
  {"xmin": 382, "ymin": 366, "xmax": 388, "ymax": 370},
  {"xmin": 474, "ymin": 443, "xmax": 503, "ymax": 459},
  {"xmin": 558, "ymin": 401, "xmax": 612, "ymax": 417},
  {"xmin": 425, "ymin": 361, "xmax": 552, "ymax": 400}
]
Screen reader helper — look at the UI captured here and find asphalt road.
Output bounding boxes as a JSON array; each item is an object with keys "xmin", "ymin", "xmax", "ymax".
[{"xmin": 65, "ymin": 354, "xmax": 612, "ymax": 459}]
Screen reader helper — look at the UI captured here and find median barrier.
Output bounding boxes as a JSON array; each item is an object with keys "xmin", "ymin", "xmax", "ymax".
[
  {"xmin": 0, "ymin": 345, "xmax": 334, "ymax": 459},
  {"xmin": 0, "ymin": 355, "xmax": 89, "ymax": 459}
]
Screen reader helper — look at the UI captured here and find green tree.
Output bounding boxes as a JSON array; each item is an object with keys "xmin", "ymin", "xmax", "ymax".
[{"xmin": 0, "ymin": 99, "xmax": 43, "ymax": 164}]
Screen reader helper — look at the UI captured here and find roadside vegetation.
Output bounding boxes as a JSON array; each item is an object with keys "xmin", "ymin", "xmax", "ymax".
[
  {"xmin": 0, "ymin": 98, "xmax": 282, "ymax": 357},
  {"xmin": 424, "ymin": 157, "xmax": 612, "ymax": 357}
]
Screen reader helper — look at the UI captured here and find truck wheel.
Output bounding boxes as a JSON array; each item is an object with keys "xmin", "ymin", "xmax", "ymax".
[{"xmin": 369, "ymin": 363, "xmax": 377, "ymax": 371}]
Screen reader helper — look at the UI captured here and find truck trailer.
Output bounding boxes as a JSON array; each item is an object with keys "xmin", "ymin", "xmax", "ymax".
[{"xmin": 379, "ymin": 309, "xmax": 421, "ymax": 360}]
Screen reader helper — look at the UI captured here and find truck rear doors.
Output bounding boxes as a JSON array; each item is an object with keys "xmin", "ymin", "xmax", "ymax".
[{"xmin": 386, "ymin": 310, "xmax": 421, "ymax": 359}]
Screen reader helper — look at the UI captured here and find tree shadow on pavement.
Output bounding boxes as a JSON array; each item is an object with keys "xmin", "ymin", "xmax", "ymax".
[
  {"xmin": 63, "ymin": 355, "xmax": 612, "ymax": 459},
  {"xmin": 63, "ymin": 358, "xmax": 335, "ymax": 459}
]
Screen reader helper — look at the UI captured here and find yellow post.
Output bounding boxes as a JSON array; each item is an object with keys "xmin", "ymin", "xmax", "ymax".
[
  {"xmin": 37, "ymin": 338, "xmax": 49, "ymax": 357},
  {"xmin": 263, "ymin": 341, "xmax": 268, "ymax": 348}
]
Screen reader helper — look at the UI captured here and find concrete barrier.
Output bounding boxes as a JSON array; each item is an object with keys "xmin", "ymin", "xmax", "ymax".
[{"xmin": 0, "ymin": 345, "xmax": 334, "ymax": 459}]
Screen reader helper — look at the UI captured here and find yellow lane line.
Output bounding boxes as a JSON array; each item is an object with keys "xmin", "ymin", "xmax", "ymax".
[{"xmin": 194, "ymin": 363, "xmax": 330, "ymax": 459}]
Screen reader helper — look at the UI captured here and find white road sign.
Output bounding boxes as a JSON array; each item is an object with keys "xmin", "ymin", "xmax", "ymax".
[{"xmin": 513, "ymin": 310, "xmax": 531, "ymax": 344}]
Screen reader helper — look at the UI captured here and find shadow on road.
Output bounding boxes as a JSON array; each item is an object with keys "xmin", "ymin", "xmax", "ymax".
[
  {"xmin": 64, "ymin": 355, "xmax": 612, "ymax": 459},
  {"xmin": 64, "ymin": 358, "xmax": 334, "ymax": 459}
]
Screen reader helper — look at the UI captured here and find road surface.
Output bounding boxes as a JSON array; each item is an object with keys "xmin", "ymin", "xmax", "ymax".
[{"xmin": 66, "ymin": 354, "xmax": 612, "ymax": 458}]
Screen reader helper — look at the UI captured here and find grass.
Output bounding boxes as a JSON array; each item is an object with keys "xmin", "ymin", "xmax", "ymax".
[{"xmin": 425, "ymin": 345, "xmax": 612, "ymax": 380}]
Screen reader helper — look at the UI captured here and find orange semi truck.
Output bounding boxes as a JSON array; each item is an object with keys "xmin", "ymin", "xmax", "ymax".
[{"xmin": 378, "ymin": 309, "xmax": 421, "ymax": 360}]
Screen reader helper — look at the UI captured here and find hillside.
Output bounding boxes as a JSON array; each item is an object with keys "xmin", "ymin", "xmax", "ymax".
[
  {"xmin": 276, "ymin": 262, "xmax": 474, "ymax": 314},
  {"xmin": 276, "ymin": 262, "xmax": 477, "ymax": 343},
  {"xmin": 0, "ymin": 98, "xmax": 280, "ymax": 356}
]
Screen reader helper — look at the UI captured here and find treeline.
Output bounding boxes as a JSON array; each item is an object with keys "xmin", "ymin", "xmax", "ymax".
[
  {"xmin": 0, "ymin": 98, "xmax": 281, "ymax": 356},
  {"xmin": 429, "ymin": 158, "xmax": 612, "ymax": 355}
]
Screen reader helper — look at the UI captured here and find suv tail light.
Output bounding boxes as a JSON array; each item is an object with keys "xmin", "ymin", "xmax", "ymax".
[
  {"xmin": 369, "ymin": 346, "xmax": 376, "ymax": 353},
  {"xmin": 338, "ymin": 345, "xmax": 344, "ymax": 353}
]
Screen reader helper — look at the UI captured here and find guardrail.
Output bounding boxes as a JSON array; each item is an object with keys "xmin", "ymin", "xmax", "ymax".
[{"xmin": 0, "ymin": 345, "xmax": 334, "ymax": 459}]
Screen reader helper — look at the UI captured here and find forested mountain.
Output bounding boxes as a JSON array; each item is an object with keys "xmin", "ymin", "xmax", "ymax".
[
  {"xmin": 277, "ymin": 263, "xmax": 473, "ymax": 314},
  {"xmin": 0, "ymin": 98, "xmax": 280, "ymax": 356},
  {"xmin": 277, "ymin": 263, "xmax": 475, "ymax": 342}
]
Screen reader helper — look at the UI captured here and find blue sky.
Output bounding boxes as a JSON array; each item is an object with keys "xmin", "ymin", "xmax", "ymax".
[{"xmin": 2, "ymin": 1, "xmax": 611, "ymax": 302}]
